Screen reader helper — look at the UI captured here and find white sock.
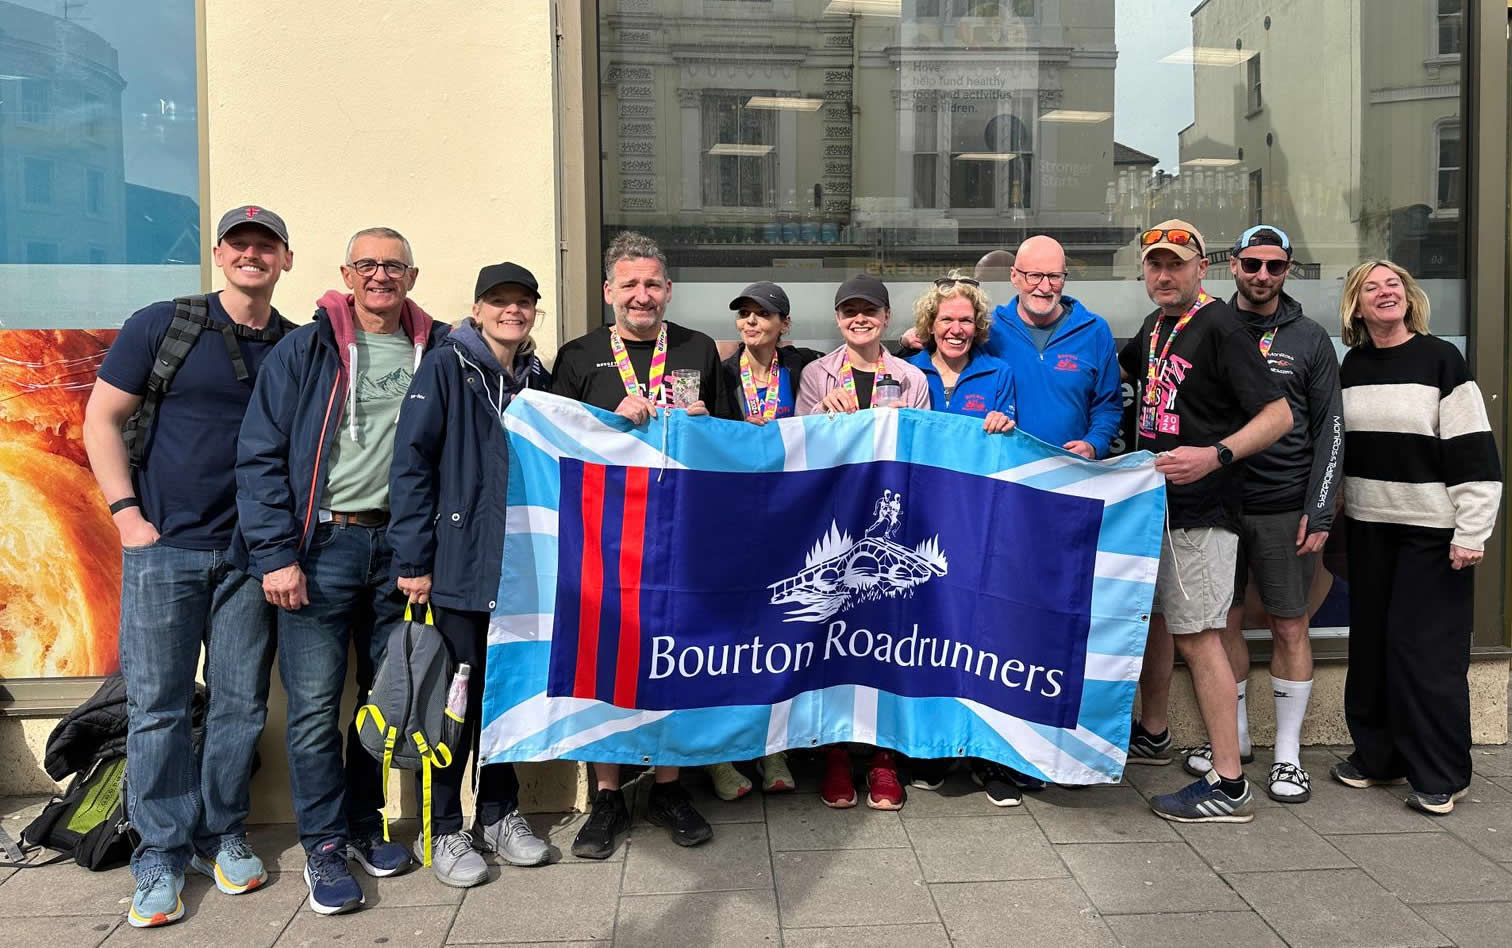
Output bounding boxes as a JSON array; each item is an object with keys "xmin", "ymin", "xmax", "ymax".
[
  {"xmin": 1235, "ymin": 679, "xmax": 1251, "ymax": 757},
  {"xmin": 1272, "ymin": 675, "xmax": 1313, "ymax": 768}
]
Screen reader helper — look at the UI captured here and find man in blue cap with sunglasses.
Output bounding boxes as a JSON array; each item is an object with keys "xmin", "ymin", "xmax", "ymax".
[{"xmin": 1172, "ymin": 224, "xmax": 1343, "ymax": 806}]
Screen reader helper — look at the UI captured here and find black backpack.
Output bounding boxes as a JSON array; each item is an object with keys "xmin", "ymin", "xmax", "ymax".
[
  {"xmin": 121, "ymin": 294, "xmax": 296, "ymax": 467},
  {"xmin": 0, "ymin": 755, "xmax": 137, "ymax": 871}
]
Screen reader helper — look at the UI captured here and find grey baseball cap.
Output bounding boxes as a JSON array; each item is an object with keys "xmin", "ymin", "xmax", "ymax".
[
  {"xmin": 216, "ymin": 205, "xmax": 290, "ymax": 246},
  {"xmin": 729, "ymin": 281, "xmax": 790, "ymax": 316}
]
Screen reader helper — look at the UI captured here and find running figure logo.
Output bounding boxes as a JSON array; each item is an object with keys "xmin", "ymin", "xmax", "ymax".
[{"xmin": 768, "ymin": 490, "xmax": 949, "ymax": 623}]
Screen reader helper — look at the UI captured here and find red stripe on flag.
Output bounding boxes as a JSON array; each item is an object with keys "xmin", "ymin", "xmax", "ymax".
[
  {"xmin": 573, "ymin": 463, "xmax": 606, "ymax": 698},
  {"xmin": 613, "ymin": 467, "xmax": 649, "ymax": 707}
]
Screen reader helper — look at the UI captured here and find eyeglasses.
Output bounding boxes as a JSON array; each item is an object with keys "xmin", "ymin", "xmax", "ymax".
[
  {"xmin": 934, "ymin": 276, "xmax": 981, "ymax": 289},
  {"xmin": 346, "ymin": 259, "xmax": 412, "ymax": 278},
  {"xmin": 1011, "ymin": 267, "xmax": 1067, "ymax": 287},
  {"xmin": 1238, "ymin": 257, "xmax": 1290, "ymax": 276},
  {"xmin": 1140, "ymin": 228, "xmax": 1204, "ymax": 254}
]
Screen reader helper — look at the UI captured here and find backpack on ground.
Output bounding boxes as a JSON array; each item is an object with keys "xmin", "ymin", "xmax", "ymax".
[
  {"xmin": 356, "ymin": 604, "xmax": 465, "ymax": 866},
  {"xmin": 122, "ymin": 294, "xmax": 297, "ymax": 467},
  {"xmin": 1, "ymin": 755, "xmax": 138, "ymax": 871}
]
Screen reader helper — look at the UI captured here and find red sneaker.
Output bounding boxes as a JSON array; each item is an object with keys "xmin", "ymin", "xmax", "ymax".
[
  {"xmin": 866, "ymin": 751, "xmax": 905, "ymax": 810},
  {"xmin": 820, "ymin": 747, "xmax": 857, "ymax": 808}
]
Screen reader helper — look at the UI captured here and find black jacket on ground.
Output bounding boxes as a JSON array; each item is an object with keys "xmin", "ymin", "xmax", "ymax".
[{"xmin": 43, "ymin": 675, "xmax": 205, "ymax": 780}]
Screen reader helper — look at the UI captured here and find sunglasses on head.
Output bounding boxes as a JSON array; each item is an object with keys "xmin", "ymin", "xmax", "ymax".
[
  {"xmin": 1238, "ymin": 257, "xmax": 1290, "ymax": 276},
  {"xmin": 1140, "ymin": 228, "xmax": 1203, "ymax": 254},
  {"xmin": 934, "ymin": 276, "xmax": 980, "ymax": 289}
]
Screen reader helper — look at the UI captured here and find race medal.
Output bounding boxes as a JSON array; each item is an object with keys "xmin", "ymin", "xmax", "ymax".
[
  {"xmin": 739, "ymin": 348, "xmax": 782, "ymax": 420},
  {"xmin": 609, "ymin": 323, "xmax": 668, "ymax": 403}
]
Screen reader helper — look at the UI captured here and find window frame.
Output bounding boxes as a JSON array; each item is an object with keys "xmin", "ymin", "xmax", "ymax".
[{"xmin": 1432, "ymin": 118, "xmax": 1461, "ymax": 218}]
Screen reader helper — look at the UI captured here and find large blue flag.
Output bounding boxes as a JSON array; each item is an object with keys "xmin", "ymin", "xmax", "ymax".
[{"xmin": 481, "ymin": 391, "xmax": 1164, "ymax": 784}]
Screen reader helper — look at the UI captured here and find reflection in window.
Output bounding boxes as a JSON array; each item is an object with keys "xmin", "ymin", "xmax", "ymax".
[
  {"xmin": 25, "ymin": 241, "xmax": 58, "ymax": 264},
  {"xmin": 1436, "ymin": 0, "xmax": 1462, "ymax": 57},
  {"xmin": 1248, "ymin": 169, "xmax": 1262, "ymax": 226},
  {"xmin": 23, "ymin": 158, "xmax": 54, "ymax": 205},
  {"xmin": 20, "ymin": 78, "xmax": 49, "ymax": 124},
  {"xmin": 701, "ymin": 95, "xmax": 775, "ymax": 209},
  {"xmin": 1247, "ymin": 55, "xmax": 1262, "ymax": 113},
  {"xmin": 87, "ymin": 169, "xmax": 106, "ymax": 216},
  {"xmin": 1436, "ymin": 122, "xmax": 1460, "ymax": 212}
]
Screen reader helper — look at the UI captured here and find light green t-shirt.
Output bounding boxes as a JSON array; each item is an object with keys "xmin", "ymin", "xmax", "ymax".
[{"xmin": 323, "ymin": 328, "xmax": 415, "ymax": 511}]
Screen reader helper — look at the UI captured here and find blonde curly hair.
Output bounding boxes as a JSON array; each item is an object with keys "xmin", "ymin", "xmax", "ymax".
[{"xmin": 913, "ymin": 270, "xmax": 992, "ymax": 348}]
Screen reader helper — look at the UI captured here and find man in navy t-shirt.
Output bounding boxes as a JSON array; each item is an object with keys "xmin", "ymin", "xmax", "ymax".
[{"xmin": 83, "ymin": 205, "xmax": 294, "ymax": 929}]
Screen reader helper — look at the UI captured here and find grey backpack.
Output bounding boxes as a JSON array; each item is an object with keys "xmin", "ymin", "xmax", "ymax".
[{"xmin": 356, "ymin": 605, "xmax": 463, "ymax": 865}]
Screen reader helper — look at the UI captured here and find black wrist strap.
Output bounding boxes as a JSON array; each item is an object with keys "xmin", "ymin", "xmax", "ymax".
[{"xmin": 109, "ymin": 497, "xmax": 141, "ymax": 514}]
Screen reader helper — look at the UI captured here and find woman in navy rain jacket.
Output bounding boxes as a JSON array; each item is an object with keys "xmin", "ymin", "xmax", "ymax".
[{"xmin": 386, "ymin": 263, "xmax": 553, "ymax": 882}]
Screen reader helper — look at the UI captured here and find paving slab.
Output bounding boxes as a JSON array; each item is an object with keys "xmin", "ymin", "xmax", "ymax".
[
  {"xmin": 1457, "ymin": 773, "xmax": 1512, "ymax": 805},
  {"xmin": 764, "ymin": 794, "xmax": 909, "ymax": 851},
  {"xmin": 1291, "ymin": 781, "xmax": 1440, "ymax": 835},
  {"xmin": 531, "ymin": 810, "xmax": 626, "ymax": 863},
  {"xmin": 446, "ymin": 861, "xmax": 620, "ymax": 944},
  {"xmin": 1122, "ymin": 760, "xmax": 1204, "ymax": 799},
  {"xmin": 1174, "ymin": 806, "xmax": 1352, "ymax": 872},
  {"xmin": 1024, "ymin": 785, "xmax": 1180, "ymax": 844},
  {"xmin": 0, "ymin": 862, "xmax": 134, "ymax": 918},
  {"xmin": 1104, "ymin": 910, "xmax": 1287, "ymax": 948},
  {"xmin": 101, "ymin": 872, "xmax": 304, "ymax": 947},
  {"xmin": 614, "ymin": 889, "xmax": 780, "ymax": 948},
  {"xmin": 1414, "ymin": 901, "xmax": 1512, "ymax": 948},
  {"xmin": 274, "ymin": 903, "xmax": 455, "ymax": 947},
  {"xmin": 930, "ymin": 878, "xmax": 1117, "ymax": 948},
  {"xmin": 771, "ymin": 849, "xmax": 936, "ymax": 928},
  {"xmin": 0, "ymin": 915, "xmax": 121, "ymax": 948},
  {"xmin": 780, "ymin": 922, "xmax": 952, "ymax": 948},
  {"xmin": 1226, "ymin": 868, "xmax": 1451, "ymax": 948},
  {"xmin": 898, "ymin": 773, "xmax": 1030, "ymax": 820},
  {"xmin": 360, "ymin": 860, "xmax": 468, "ymax": 908},
  {"xmin": 904, "ymin": 815, "xmax": 1064, "ymax": 883},
  {"xmin": 621, "ymin": 821, "xmax": 771, "ymax": 895},
  {"xmin": 639, "ymin": 771, "xmax": 767, "ymax": 825},
  {"xmin": 242, "ymin": 823, "xmax": 305, "ymax": 872},
  {"xmin": 1328, "ymin": 832, "xmax": 1512, "ymax": 903},
  {"xmin": 1469, "ymin": 745, "xmax": 1512, "ymax": 777},
  {"xmin": 1443, "ymin": 801, "xmax": 1512, "ymax": 862},
  {"xmin": 1057, "ymin": 841, "xmax": 1245, "ymax": 915}
]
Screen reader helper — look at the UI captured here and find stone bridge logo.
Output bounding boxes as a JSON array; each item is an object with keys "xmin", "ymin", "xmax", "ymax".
[{"xmin": 768, "ymin": 490, "xmax": 949, "ymax": 623}]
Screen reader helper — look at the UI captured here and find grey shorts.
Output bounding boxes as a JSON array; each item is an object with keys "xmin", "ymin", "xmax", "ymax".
[
  {"xmin": 1232, "ymin": 510, "xmax": 1317, "ymax": 618},
  {"xmin": 1153, "ymin": 526, "xmax": 1239, "ymax": 636}
]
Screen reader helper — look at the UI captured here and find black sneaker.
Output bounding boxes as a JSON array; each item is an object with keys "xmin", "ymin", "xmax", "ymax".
[
  {"xmin": 1329, "ymin": 759, "xmax": 1407, "ymax": 790},
  {"xmin": 645, "ymin": 780, "xmax": 713, "ymax": 847},
  {"xmin": 909, "ymin": 757, "xmax": 952, "ymax": 791},
  {"xmin": 969, "ymin": 760, "xmax": 1024, "ymax": 807},
  {"xmin": 1126, "ymin": 721, "xmax": 1172, "ymax": 766},
  {"xmin": 571, "ymin": 788, "xmax": 630, "ymax": 860},
  {"xmin": 1004, "ymin": 766, "xmax": 1047, "ymax": 792},
  {"xmin": 1405, "ymin": 787, "xmax": 1470, "ymax": 815}
]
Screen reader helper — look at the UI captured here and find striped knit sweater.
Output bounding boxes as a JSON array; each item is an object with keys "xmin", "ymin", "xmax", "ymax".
[{"xmin": 1340, "ymin": 333, "xmax": 1502, "ymax": 550}]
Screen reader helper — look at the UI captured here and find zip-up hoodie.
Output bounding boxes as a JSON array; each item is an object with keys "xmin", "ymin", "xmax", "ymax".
[
  {"xmin": 387, "ymin": 319, "xmax": 551, "ymax": 611},
  {"xmin": 1229, "ymin": 292, "xmax": 1344, "ymax": 531},
  {"xmin": 981, "ymin": 295, "xmax": 1121, "ymax": 457},
  {"xmin": 231, "ymin": 296, "xmax": 448, "ymax": 577},
  {"xmin": 905, "ymin": 346, "xmax": 1017, "ymax": 419},
  {"xmin": 795, "ymin": 346, "xmax": 930, "ymax": 414},
  {"xmin": 319, "ymin": 290, "xmax": 436, "ymax": 441}
]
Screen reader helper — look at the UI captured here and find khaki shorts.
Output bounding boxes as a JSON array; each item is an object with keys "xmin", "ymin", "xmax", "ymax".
[{"xmin": 1153, "ymin": 526, "xmax": 1239, "ymax": 636}]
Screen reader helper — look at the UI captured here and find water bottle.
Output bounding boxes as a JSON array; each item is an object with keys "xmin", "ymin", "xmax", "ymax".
[
  {"xmin": 874, "ymin": 373, "xmax": 903, "ymax": 408},
  {"xmin": 446, "ymin": 663, "xmax": 471, "ymax": 721}
]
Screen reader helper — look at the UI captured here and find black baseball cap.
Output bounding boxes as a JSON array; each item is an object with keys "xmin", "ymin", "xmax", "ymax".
[
  {"xmin": 216, "ymin": 205, "xmax": 289, "ymax": 246},
  {"xmin": 729, "ymin": 281, "xmax": 790, "ymax": 317},
  {"xmin": 835, "ymin": 274, "xmax": 889, "ymax": 309},
  {"xmin": 1233, "ymin": 224, "xmax": 1292, "ymax": 259},
  {"xmin": 474, "ymin": 262, "xmax": 541, "ymax": 301}
]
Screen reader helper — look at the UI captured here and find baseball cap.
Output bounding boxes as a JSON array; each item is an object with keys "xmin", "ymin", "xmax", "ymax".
[
  {"xmin": 729, "ymin": 281, "xmax": 790, "ymax": 317},
  {"xmin": 1139, "ymin": 219, "xmax": 1205, "ymax": 262},
  {"xmin": 1233, "ymin": 224, "xmax": 1293, "ymax": 259},
  {"xmin": 835, "ymin": 274, "xmax": 890, "ymax": 309},
  {"xmin": 474, "ymin": 262, "xmax": 540, "ymax": 301},
  {"xmin": 216, "ymin": 205, "xmax": 289, "ymax": 246}
]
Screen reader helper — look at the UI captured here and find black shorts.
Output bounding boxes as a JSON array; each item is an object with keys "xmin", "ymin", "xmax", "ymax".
[{"xmin": 1232, "ymin": 510, "xmax": 1317, "ymax": 618}]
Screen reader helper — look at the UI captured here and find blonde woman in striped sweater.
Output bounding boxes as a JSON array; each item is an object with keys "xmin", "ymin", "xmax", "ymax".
[{"xmin": 1331, "ymin": 259, "xmax": 1501, "ymax": 816}]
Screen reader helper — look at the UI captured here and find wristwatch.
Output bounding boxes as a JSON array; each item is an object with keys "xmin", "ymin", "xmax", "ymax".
[{"xmin": 1215, "ymin": 442, "xmax": 1234, "ymax": 466}]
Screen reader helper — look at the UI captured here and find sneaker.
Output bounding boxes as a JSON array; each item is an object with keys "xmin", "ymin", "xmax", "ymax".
[
  {"xmin": 127, "ymin": 866, "xmax": 185, "ymax": 928},
  {"xmin": 1004, "ymin": 765, "xmax": 1047, "ymax": 792},
  {"xmin": 969, "ymin": 759, "xmax": 1025, "ymax": 807},
  {"xmin": 759, "ymin": 752, "xmax": 796, "ymax": 793},
  {"xmin": 706, "ymin": 762, "xmax": 753, "ymax": 801},
  {"xmin": 571, "ymin": 788, "xmax": 631, "ymax": 860},
  {"xmin": 347, "ymin": 830, "xmax": 412, "ymax": 877},
  {"xmin": 303, "ymin": 841, "xmax": 363, "ymax": 916},
  {"xmin": 1149, "ymin": 770, "xmax": 1256, "ymax": 823},
  {"xmin": 820, "ymin": 747, "xmax": 857, "ymax": 808},
  {"xmin": 1126, "ymin": 721, "xmax": 1172, "ymax": 766},
  {"xmin": 1179, "ymin": 742, "xmax": 1256, "ymax": 777},
  {"xmin": 190, "ymin": 835, "xmax": 267, "ymax": 895},
  {"xmin": 473, "ymin": 809, "xmax": 550, "ymax": 866},
  {"xmin": 1329, "ymin": 759, "xmax": 1408, "ymax": 789},
  {"xmin": 415, "ymin": 832, "xmax": 488, "ymax": 887},
  {"xmin": 646, "ymin": 780, "xmax": 714, "ymax": 847},
  {"xmin": 865, "ymin": 751, "xmax": 905, "ymax": 810},
  {"xmin": 909, "ymin": 757, "xmax": 952, "ymax": 791},
  {"xmin": 1405, "ymin": 787, "xmax": 1470, "ymax": 816}
]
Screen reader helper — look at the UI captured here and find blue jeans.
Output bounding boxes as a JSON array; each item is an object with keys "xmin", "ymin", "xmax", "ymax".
[
  {"xmin": 278, "ymin": 523, "xmax": 407, "ymax": 853},
  {"xmin": 119, "ymin": 543, "xmax": 273, "ymax": 876}
]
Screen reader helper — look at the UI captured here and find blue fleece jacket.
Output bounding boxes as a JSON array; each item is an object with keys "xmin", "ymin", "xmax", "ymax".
[
  {"xmin": 980, "ymin": 295, "xmax": 1121, "ymax": 457},
  {"xmin": 905, "ymin": 347, "xmax": 1017, "ymax": 419}
]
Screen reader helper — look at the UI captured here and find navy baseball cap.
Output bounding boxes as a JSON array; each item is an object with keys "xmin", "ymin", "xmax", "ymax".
[
  {"xmin": 729, "ymin": 281, "xmax": 791, "ymax": 317},
  {"xmin": 835, "ymin": 274, "xmax": 890, "ymax": 309},
  {"xmin": 474, "ymin": 262, "xmax": 541, "ymax": 301},
  {"xmin": 1233, "ymin": 224, "xmax": 1292, "ymax": 258},
  {"xmin": 216, "ymin": 205, "xmax": 289, "ymax": 246}
]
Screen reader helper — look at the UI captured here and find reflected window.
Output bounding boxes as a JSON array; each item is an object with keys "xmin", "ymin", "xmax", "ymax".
[
  {"xmin": 1436, "ymin": 0, "xmax": 1462, "ymax": 57},
  {"xmin": 87, "ymin": 168, "xmax": 105, "ymax": 216},
  {"xmin": 1248, "ymin": 169, "xmax": 1262, "ymax": 226},
  {"xmin": 1246, "ymin": 55, "xmax": 1262, "ymax": 113},
  {"xmin": 20, "ymin": 78, "xmax": 49, "ymax": 124},
  {"xmin": 23, "ymin": 158, "xmax": 54, "ymax": 205},
  {"xmin": 1435, "ymin": 121, "xmax": 1460, "ymax": 212},
  {"xmin": 25, "ymin": 241, "xmax": 58, "ymax": 264},
  {"xmin": 701, "ymin": 95, "xmax": 776, "ymax": 209}
]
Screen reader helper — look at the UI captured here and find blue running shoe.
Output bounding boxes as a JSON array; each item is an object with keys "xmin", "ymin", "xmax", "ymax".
[
  {"xmin": 347, "ymin": 831, "xmax": 412, "ymax": 877},
  {"xmin": 128, "ymin": 866, "xmax": 185, "ymax": 928},
  {"xmin": 191, "ymin": 836, "xmax": 267, "ymax": 894},
  {"xmin": 1150, "ymin": 770, "xmax": 1255, "ymax": 823},
  {"xmin": 304, "ymin": 840, "xmax": 363, "ymax": 916}
]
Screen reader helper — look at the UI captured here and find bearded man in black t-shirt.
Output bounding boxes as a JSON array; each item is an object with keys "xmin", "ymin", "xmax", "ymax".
[
  {"xmin": 550, "ymin": 231, "xmax": 731, "ymax": 860},
  {"xmin": 1114, "ymin": 219, "xmax": 1292, "ymax": 824}
]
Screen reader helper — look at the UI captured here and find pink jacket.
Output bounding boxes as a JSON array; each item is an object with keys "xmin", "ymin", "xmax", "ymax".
[{"xmin": 795, "ymin": 346, "xmax": 931, "ymax": 415}]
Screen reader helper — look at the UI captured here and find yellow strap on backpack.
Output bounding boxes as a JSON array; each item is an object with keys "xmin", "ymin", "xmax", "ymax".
[
  {"xmin": 403, "ymin": 602, "xmax": 436, "ymax": 625},
  {"xmin": 355, "ymin": 704, "xmax": 398, "ymax": 841}
]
